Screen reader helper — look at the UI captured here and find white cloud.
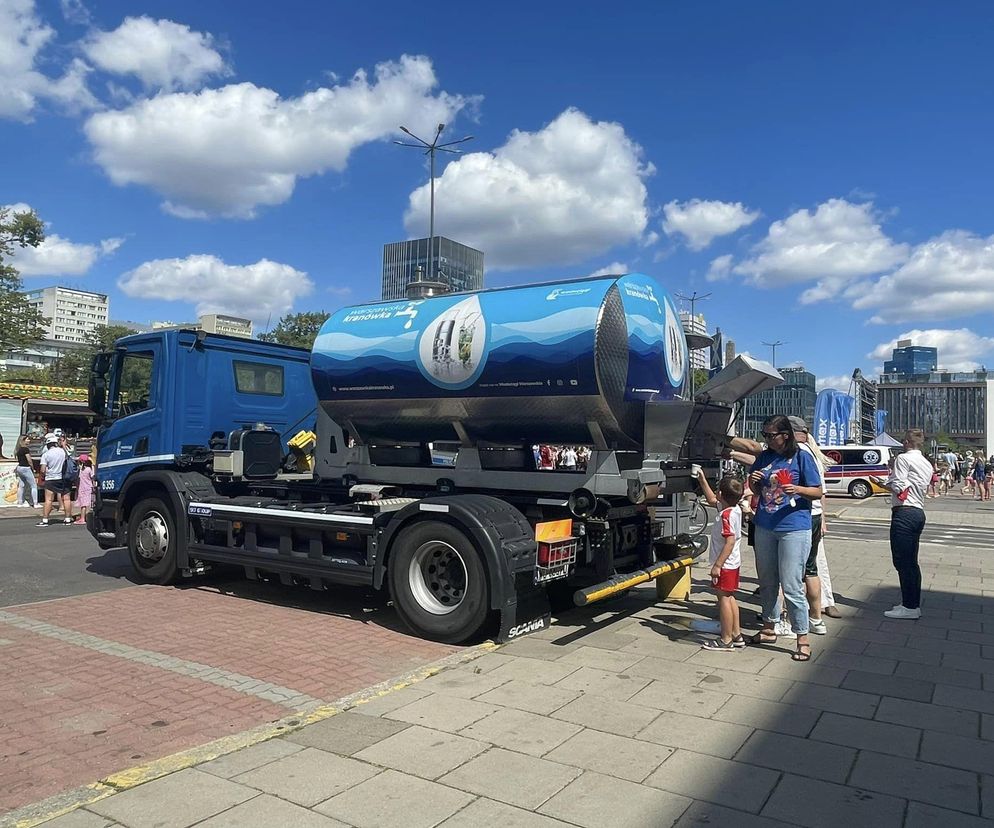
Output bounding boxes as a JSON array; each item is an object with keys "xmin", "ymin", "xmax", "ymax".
[
  {"xmin": 3, "ymin": 201, "xmax": 123, "ymax": 276},
  {"xmin": 706, "ymin": 253, "xmax": 733, "ymax": 282},
  {"xmin": 816, "ymin": 374, "xmax": 853, "ymax": 393},
  {"xmin": 0, "ymin": 0, "xmax": 97, "ymax": 120},
  {"xmin": 84, "ymin": 54, "xmax": 472, "ymax": 218},
  {"xmin": 851, "ymin": 231, "xmax": 994, "ymax": 323},
  {"xmin": 661, "ymin": 199, "xmax": 759, "ymax": 251},
  {"xmin": 59, "ymin": 0, "xmax": 90, "ymax": 25},
  {"xmin": 735, "ymin": 198, "xmax": 909, "ymax": 303},
  {"xmin": 118, "ymin": 254, "xmax": 314, "ymax": 322},
  {"xmin": 587, "ymin": 262, "xmax": 628, "ymax": 278},
  {"xmin": 869, "ymin": 328, "xmax": 994, "ymax": 372},
  {"xmin": 403, "ymin": 108, "xmax": 652, "ymax": 270},
  {"xmin": 83, "ymin": 16, "xmax": 229, "ymax": 91},
  {"xmin": 12, "ymin": 234, "xmax": 123, "ymax": 276}
]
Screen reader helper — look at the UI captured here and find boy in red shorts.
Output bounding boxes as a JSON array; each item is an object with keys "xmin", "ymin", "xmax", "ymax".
[{"xmin": 696, "ymin": 469, "xmax": 744, "ymax": 651}]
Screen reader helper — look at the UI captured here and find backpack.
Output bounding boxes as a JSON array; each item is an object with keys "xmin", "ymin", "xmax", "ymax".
[{"xmin": 63, "ymin": 450, "xmax": 80, "ymax": 484}]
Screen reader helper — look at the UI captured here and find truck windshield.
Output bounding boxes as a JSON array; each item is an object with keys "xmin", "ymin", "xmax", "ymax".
[{"xmin": 111, "ymin": 351, "xmax": 155, "ymax": 418}]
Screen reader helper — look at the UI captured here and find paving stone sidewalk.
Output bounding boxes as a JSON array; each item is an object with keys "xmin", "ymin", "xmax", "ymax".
[{"xmin": 17, "ymin": 530, "xmax": 994, "ymax": 828}]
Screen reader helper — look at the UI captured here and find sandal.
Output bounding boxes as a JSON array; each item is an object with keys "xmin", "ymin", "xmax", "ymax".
[
  {"xmin": 749, "ymin": 630, "xmax": 777, "ymax": 646},
  {"xmin": 792, "ymin": 642, "xmax": 812, "ymax": 662}
]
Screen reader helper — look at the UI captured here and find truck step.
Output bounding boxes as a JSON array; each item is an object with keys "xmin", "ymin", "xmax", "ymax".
[{"xmin": 355, "ymin": 497, "xmax": 419, "ymax": 514}]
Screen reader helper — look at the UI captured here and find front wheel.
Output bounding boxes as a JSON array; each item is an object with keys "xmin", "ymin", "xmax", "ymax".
[
  {"xmin": 849, "ymin": 480, "xmax": 872, "ymax": 500},
  {"xmin": 127, "ymin": 496, "xmax": 180, "ymax": 585},
  {"xmin": 388, "ymin": 521, "xmax": 490, "ymax": 644}
]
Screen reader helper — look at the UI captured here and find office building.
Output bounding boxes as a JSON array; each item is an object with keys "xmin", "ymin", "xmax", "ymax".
[
  {"xmin": 382, "ymin": 237, "xmax": 484, "ymax": 300},
  {"xmin": 877, "ymin": 371, "xmax": 991, "ymax": 450},
  {"xmin": 876, "ymin": 339, "xmax": 991, "ymax": 449},
  {"xmin": 200, "ymin": 314, "xmax": 253, "ymax": 338},
  {"xmin": 25, "ymin": 286, "xmax": 109, "ymax": 344},
  {"xmin": 883, "ymin": 340, "xmax": 937, "ymax": 376},
  {"xmin": 679, "ymin": 311, "xmax": 709, "ymax": 371},
  {"xmin": 150, "ymin": 315, "xmax": 253, "ymax": 339},
  {"xmin": 740, "ymin": 366, "xmax": 817, "ymax": 440}
]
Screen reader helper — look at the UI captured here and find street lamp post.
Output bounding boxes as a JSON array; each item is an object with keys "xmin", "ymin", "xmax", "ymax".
[
  {"xmin": 675, "ymin": 291, "xmax": 711, "ymax": 398},
  {"xmin": 762, "ymin": 339, "xmax": 786, "ymax": 414},
  {"xmin": 395, "ymin": 124, "xmax": 474, "ymax": 282}
]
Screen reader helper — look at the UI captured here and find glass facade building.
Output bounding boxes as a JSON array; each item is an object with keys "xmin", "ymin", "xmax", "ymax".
[
  {"xmin": 883, "ymin": 341, "xmax": 937, "ymax": 377},
  {"xmin": 740, "ymin": 366, "xmax": 817, "ymax": 440},
  {"xmin": 381, "ymin": 237, "xmax": 484, "ymax": 300}
]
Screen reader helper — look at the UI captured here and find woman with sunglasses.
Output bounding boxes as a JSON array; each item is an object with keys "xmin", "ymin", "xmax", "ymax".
[{"xmin": 747, "ymin": 414, "xmax": 823, "ymax": 661}]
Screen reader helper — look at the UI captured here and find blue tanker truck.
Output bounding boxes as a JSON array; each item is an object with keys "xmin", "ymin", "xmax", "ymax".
[{"xmin": 86, "ymin": 273, "xmax": 779, "ymax": 643}]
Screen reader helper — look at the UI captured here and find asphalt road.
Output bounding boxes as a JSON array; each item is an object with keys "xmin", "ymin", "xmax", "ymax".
[{"xmin": 0, "ymin": 517, "xmax": 136, "ymax": 607}]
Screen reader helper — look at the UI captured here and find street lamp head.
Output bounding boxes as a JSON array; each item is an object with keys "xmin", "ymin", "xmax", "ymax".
[
  {"xmin": 437, "ymin": 123, "xmax": 445, "ymax": 133},
  {"xmin": 399, "ymin": 125, "xmax": 412, "ymax": 135}
]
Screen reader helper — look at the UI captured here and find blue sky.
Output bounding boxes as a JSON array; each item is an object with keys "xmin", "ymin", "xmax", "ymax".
[{"xmin": 3, "ymin": 0, "xmax": 993, "ymax": 391}]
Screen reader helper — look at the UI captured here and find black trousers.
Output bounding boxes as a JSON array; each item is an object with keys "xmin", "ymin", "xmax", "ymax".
[{"xmin": 890, "ymin": 506, "xmax": 926, "ymax": 609}]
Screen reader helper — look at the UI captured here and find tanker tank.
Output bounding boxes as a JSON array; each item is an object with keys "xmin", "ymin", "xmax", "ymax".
[{"xmin": 311, "ymin": 274, "xmax": 689, "ymax": 450}]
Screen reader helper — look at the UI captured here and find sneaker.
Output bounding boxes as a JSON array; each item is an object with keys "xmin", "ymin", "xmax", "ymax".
[
  {"xmin": 773, "ymin": 618, "xmax": 796, "ymax": 639},
  {"xmin": 62, "ymin": 517, "xmax": 73, "ymax": 525},
  {"xmin": 884, "ymin": 605, "xmax": 921, "ymax": 620},
  {"xmin": 36, "ymin": 519, "xmax": 50, "ymax": 527},
  {"xmin": 701, "ymin": 638, "xmax": 736, "ymax": 652},
  {"xmin": 822, "ymin": 606, "xmax": 842, "ymax": 618},
  {"xmin": 809, "ymin": 618, "xmax": 827, "ymax": 635}
]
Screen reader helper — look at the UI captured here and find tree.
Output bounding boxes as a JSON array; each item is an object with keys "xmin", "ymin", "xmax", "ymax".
[
  {"xmin": 45, "ymin": 324, "xmax": 138, "ymax": 387},
  {"xmin": 692, "ymin": 368, "xmax": 710, "ymax": 394},
  {"xmin": 259, "ymin": 311, "xmax": 330, "ymax": 349},
  {"xmin": 0, "ymin": 206, "xmax": 47, "ymax": 353}
]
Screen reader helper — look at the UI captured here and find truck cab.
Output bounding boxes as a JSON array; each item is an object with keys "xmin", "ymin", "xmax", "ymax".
[{"xmin": 88, "ymin": 329, "xmax": 316, "ymax": 545}]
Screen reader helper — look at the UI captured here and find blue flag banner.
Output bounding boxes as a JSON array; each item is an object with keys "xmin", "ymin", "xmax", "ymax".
[
  {"xmin": 875, "ymin": 409, "xmax": 888, "ymax": 436},
  {"xmin": 814, "ymin": 389, "xmax": 855, "ymax": 446}
]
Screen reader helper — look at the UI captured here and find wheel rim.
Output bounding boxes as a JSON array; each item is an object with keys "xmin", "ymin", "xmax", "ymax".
[
  {"xmin": 852, "ymin": 483, "xmax": 870, "ymax": 498},
  {"xmin": 135, "ymin": 510, "xmax": 169, "ymax": 566},
  {"xmin": 407, "ymin": 540, "xmax": 467, "ymax": 615}
]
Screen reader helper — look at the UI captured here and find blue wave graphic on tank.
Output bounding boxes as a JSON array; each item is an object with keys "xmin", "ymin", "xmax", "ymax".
[
  {"xmin": 312, "ymin": 330, "xmax": 417, "ymax": 359},
  {"xmin": 488, "ymin": 307, "xmax": 601, "ymax": 348}
]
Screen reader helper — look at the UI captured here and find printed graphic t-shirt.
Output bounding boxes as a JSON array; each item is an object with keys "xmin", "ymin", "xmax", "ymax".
[
  {"xmin": 709, "ymin": 505, "xmax": 742, "ymax": 570},
  {"xmin": 750, "ymin": 448, "xmax": 822, "ymax": 532}
]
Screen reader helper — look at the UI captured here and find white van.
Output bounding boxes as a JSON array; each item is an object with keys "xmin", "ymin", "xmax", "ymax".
[{"xmin": 821, "ymin": 445, "xmax": 897, "ymax": 499}]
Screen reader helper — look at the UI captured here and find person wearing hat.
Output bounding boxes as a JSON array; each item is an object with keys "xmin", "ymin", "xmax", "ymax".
[
  {"xmin": 73, "ymin": 454, "xmax": 95, "ymax": 525},
  {"xmin": 38, "ymin": 433, "xmax": 73, "ymax": 526}
]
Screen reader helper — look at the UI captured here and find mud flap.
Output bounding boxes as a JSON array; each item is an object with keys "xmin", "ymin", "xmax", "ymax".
[{"xmin": 497, "ymin": 581, "xmax": 552, "ymax": 643}]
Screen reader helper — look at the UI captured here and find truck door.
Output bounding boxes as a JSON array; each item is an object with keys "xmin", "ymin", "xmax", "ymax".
[{"xmin": 96, "ymin": 343, "xmax": 163, "ymax": 494}]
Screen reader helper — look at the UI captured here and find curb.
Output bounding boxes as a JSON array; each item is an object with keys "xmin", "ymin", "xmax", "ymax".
[{"xmin": 1, "ymin": 641, "xmax": 497, "ymax": 828}]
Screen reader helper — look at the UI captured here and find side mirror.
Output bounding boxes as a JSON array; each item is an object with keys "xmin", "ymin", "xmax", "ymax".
[{"xmin": 89, "ymin": 351, "xmax": 113, "ymax": 422}]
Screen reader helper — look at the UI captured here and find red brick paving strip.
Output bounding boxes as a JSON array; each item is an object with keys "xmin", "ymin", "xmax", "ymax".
[
  {"xmin": 1, "ymin": 584, "xmax": 459, "ymax": 815},
  {"xmin": 13, "ymin": 585, "xmax": 459, "ymax": 700}
]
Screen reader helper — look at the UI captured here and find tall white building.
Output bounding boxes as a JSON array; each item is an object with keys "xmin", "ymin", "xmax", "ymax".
[
  {"xmin": 679, "ymin": 311, "xmax": 709, "ymax": 371},
  {"xmin": 25, "ymin": 286, "xmax": 109, "ymax": 344}
]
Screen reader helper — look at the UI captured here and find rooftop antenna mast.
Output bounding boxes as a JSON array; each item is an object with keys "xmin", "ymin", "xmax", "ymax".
[{"xmin": 395, "ymin": 123, "xmax": 474, "ymax": 281}]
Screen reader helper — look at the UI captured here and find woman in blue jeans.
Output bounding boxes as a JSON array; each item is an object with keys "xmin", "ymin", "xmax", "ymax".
[{"xmin": 748, "ymin": 415, "xmax": 823, "ymax": 661}]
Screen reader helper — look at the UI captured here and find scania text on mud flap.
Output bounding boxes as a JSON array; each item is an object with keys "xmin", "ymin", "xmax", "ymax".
[{"xmin": 86, "ymin": 274, "xmax": 781, "ymax": 644}]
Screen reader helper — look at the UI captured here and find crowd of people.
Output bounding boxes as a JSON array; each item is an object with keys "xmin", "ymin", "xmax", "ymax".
[
  {"xmin": 534, "ymin": 444, "xmax": 591, "ymax": 471},
  {"xmin": 695, "ymin": 420, "xmax": 954, "ymax": 657},
  {"xmin": 12, "ymin": 431, "xmax": 95, "ymax": 526},
  {"xmin": 926, "ymin": 449, "xmax": 991, "ymax": 500}
]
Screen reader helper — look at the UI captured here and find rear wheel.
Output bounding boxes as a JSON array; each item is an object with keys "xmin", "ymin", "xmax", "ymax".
[
  {"xmin": 389, "ymin": 521, "xmax": 489, "ymax": 644},
  {"xmin": 127, "ymin": 496, "xmax": 180, "ymax": 585},
  {"xmin": 849, "ymin": 480, "xmax": 872, "ymax": 499}
]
